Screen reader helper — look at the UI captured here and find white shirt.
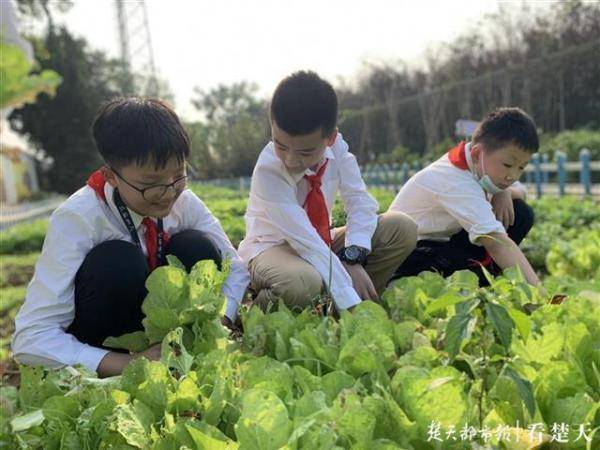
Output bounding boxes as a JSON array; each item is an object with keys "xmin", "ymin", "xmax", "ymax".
[
  {"xmin": 12, "ymin": 183, "xmax": 250, "ymax": 372},
  {"xmin": 388, "ymin": 144, "xmax": 510, "ymax": 244},
  {"xmin": 238, "ymin": 133, "xmax": 379, "ymax": 311}
]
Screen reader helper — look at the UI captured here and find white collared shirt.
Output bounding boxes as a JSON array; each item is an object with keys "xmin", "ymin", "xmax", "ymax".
[
  {"xmin": 238, "ymin": 133, "xmax": 379, "ymax": 311},
  {"xmin": 388, "ymin": 145, "xmax": 511, "ymax": 244},
  {"xmin": 12, "ymin": 183, "xmax": 250, "ymax": 372}
]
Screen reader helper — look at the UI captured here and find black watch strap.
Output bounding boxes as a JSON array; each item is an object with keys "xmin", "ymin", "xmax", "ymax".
[{"xmin": 339, "ymin": 245, "xmax": 368, "ymax": 266}]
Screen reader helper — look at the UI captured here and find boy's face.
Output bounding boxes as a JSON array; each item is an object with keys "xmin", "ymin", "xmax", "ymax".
[
  {"xmin": 471, "ymin": 143, "xmax": 531, "ymax": 190},
  {"xmin": 272, "ymin": 121, "xmax": 337, "ymax": 174},
  {"xmin": 103, "ymin": 155, "xmax": 187, "ymax": 218}
]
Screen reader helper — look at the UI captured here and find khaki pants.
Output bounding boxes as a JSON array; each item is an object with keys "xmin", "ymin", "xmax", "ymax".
[{"xmin": 249, "ymin": 212, "xmax": 417, "ymax": 312}]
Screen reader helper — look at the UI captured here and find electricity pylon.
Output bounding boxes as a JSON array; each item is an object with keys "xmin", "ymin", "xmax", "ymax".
[{"xmin": 115, "ymin": 0, "xmax": 159, "ymax": 97}]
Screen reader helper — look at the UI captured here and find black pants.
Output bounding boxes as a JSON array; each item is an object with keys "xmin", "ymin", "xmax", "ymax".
[
  {"xmin": 67, "ymin": 230, "xmax": 222, "ymax": 348},
  {"xmin": 392, "ymin": 199, "xmax": 534, "ymax": 286}
]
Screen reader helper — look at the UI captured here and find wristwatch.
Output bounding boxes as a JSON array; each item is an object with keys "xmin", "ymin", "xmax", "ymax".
[{"xmin": 339, "ymin": 245, "xmax": 369, "ymax": 266}]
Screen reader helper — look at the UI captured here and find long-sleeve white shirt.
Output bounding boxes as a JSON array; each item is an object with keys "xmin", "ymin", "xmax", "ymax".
[
  {"xmin": 12, "ymin": 183, "xmax": 250, "ymax": 372},
  {"xmin": 237, "ymin": 133, "xmax": 379, "ymax": 311},
  {"xmin": 388, "ymin": 143, "xmax": 526, "ymax": 244}
]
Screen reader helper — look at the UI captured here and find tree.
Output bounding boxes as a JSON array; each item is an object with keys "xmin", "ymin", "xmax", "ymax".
[
  {"xmin": 337, "ymin": 0, "xmax": 600, "ymax": 162},
  {"xmin": 190, "ymin": 82, "xmax": 269, "ymax": 177},
  {"xmin": 15, "ymin": 0, "xmax": 73, "ymax": 32},
  {"xmin": 9, "ymin": 27, "xmax": 128, "ymax": 194}
]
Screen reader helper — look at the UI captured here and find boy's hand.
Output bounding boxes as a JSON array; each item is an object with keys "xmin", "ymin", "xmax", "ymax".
[
  {"xmin": 491, "ymin": 190, "xmax": 515, "ymax": 230},
  {"xmin": 342, "ymin": 262, "xmax": 379, "ymax": 301},
  {"xmin": 221, "ymin": 315, "xmax": 234, "ymax": 330},
  {"xmin": 222, "ymin": 315, "xmax": 243, "ymax": 339},
  {"xmin": 138, "ymin": 343, "xmax": 161, "ymax": 361},
  {"xmin": 97, "ymin": 343, "xmax": 161, "ymax": 378}
]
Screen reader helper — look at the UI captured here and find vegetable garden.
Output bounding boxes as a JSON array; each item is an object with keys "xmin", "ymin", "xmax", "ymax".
[{"xmin": 0, "ymin": 186, "xmax": 598, "ymax": 449}]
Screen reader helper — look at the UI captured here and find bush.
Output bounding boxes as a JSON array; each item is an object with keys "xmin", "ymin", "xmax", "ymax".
[
  {"xmin": 538, "ymin": 128, "xmax": 600, "ymax": 161},
  {"xmin": 546, "ymin": 228, "xmax": 600, "ymax": 279},
  {"xmin": 0, "ymin": 220, "xmax": 48, "ymax": 255}
]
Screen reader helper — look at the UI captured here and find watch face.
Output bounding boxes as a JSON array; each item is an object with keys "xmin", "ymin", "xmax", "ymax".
[{"xmin": 345, "ymin": 246, "xmax": 360, "ymax": 260}]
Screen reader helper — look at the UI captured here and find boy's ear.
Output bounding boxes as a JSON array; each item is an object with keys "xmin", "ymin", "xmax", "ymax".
[
  {"xmin": 325, "ymin": 127, "xmax": 338, "ymax": 147},
  {"xmin": 101, "ymin": 166, "xmax": 118, "ymax": 188},
  {"xmin": 470, "ymin": 143, "xmax": 482, "ymax": 164}
]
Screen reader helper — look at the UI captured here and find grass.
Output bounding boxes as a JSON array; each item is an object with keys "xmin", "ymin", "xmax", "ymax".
[
  {"xmin": 0, "ymin": 285, "xmax": 27, "ymax": 364},
  {"xmin": 0, "ymin": 253, "xmax": 38, "ymax": 289}
]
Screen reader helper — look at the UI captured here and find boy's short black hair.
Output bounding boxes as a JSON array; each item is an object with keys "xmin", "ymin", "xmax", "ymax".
[
  {"xmin": 270, "ymin": 71, "xmax": 338, "ymax": 137},
  {"xmin": 92, "ymin": 97, "xmax": 190, "ymax": 169},
  {"xmin": 473, "ymin": 107, "xmax": 539, "ymax": 153}
]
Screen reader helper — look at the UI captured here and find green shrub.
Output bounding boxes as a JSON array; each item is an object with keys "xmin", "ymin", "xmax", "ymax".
[
  {"xmin": 0, "ymin": 220, "xmax": 48, "ymax": 255},
  {"xmin": 538, "ymin": 128, "xmax": 600, "ymax": 161}
]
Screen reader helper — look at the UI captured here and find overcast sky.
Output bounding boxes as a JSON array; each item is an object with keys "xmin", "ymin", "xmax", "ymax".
[{"xmin": 56, "ymin": 0, "xmax": 528, "ymax": 120}]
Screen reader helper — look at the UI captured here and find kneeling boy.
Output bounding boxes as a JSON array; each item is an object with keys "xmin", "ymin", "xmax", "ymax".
[
  {"xmin": 238, "ymin": 71, "xmax": 417, "ymax": 313},
  {"xmin": 390, "ymin": 107, "xmax": 539, "ymax": 286}
]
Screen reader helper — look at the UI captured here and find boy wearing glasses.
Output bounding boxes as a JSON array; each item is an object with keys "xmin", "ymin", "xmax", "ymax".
[{"xmin": 12, "ymin": 98, "xmax": 250, "ymax": 377}]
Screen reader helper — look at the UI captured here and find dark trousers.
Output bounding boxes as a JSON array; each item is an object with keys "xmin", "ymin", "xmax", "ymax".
[
  {"xmin": 67, "ymin": 230, "xmax": 222, "ymax": 348},
  {"xmin": 392, "ymin": 199, "xmax": 534, "ymax": 286}
]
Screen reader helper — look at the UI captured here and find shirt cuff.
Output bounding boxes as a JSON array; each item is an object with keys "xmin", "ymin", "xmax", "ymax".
[
  {"xmin": 77, "ymin": 345, "xmax": 110, "ymax": 373},
  {"xmin": 331, "ymin": 285, "xmax": 362, "ymax": 310},
  {"xmin": 345, "ymin": 232, "xmax": 373, "ymax": 252},
  {"xmin": 468, "ymin": 223, "xmax": 506, "ymax": 245},
  {"xmin": 225, "ymin": 298, "xmax": 240, "ymax": 321}
]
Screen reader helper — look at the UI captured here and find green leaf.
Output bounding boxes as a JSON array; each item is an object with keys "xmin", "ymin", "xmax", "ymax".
[
  {"xmin": 330, "ymin": 390, "xmax": 377, "ymax": 447},
  {"xmin": 534, "ymin": 360, "xmax": 590, "ymax": 417},
  {"xmin": 167, "ymin": 374, "xmax": 202, "ymax": 414},
  {"xmin": 511, "ymin": 322, "xmax": 565, "ymax": 365},
  {"xmin": 546, "ymin": 393, "xmax": 599, "ymax": 427},
  {"xmin": 184, "ymin": 422, "xmax": 239, "ymax": 449},
  {"xmin": 104, "ymin": 331, "xmax": 150, "ymax": 352},
  {"xmin": 234, "ymin": 389, "xmax": 292, "ymax": 450},
  {"xmin": 485, "ymin": 303, "xmax": 515, "ymax": 350},
  {"xmin": 17, "ymin": 365, "xmax": 62, "ymax": 409},
  {"xmin": 391, "ymin": 366, "xmax": 468, "ymax": 436},
  {"xmin": 293, "ymin": 366, "xmax": 322, "ymax": 395},
  {"xmin": 240, "ymin": 356, "xmax": 294, "ymax": 401},
  {"xmin": 0, "ymin": 41, "xmax": 61, "ymax": 108},
  {"xmin": 11, "ymin": 409, "xmax": 44, "ymax": 432},
  {"xmin": 321, "ymin": 371, "xmax": 356, "ymax": 404},
  {"xmin": 455, "ymin": 298, "xmax": 481, "ymax": 315},
  {"xmin": 42, "ymin": 395, "xmax": 80, "ymax": 425},
  {"xmin": 107, "ymin": 400, "xmax": 154, "ymax": 449},
  {"xmin": 507, "ymin": 307, "xmax": 531, "ymax": 343},
  {"xmin": 397, "ymin": 346, "xmax": 440, "ymax": 369},
  {"xmin": 393, "ymin": 320, "xmax": 420, "ymax": 353},
  {"xmin": 445, "ymin": 313, "xmax": 472, "ymax": 361},
  {"xmin": 120, "ymin": 359, "xmax": 175, "ymax": 420},
  {"xmin": 362, "ymin": 392, "xmax": 416, "ymax": 448},
  {"xmin": 504, "ymin": 367, "xmax": 536, "ymax": 417},
  {"xmin": 166, "ymin": 254, "xmax": 186, "ymax": 271},
  {"xmin": 425, "ymin": 292, "xmax": 464, "ymax": 315},
  {"xmin": 338, "ymin": 331, "xmax": 396, "ymax": 377},
  {"xmin": 142, "ymin": 266, "xmax": 189, "ymax": 343},
  {"xmin": 161, "ymin": 327, "xmax": 194, "ymax": 376}
]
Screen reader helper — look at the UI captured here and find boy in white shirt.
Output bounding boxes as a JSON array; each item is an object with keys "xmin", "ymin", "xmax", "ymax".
[
  {"xmin": 238, "ymin": 71, "xmax": 417, "ymax": 313},
  {"xmin": 12, "ymin": 98, "xmax": 249, "ymax": 377},
  {"xmin": 389, "ymin": 107, "xmax": 539, "ymax": 286}
]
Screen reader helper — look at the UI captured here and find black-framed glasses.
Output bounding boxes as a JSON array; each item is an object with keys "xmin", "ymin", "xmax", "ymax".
[{"xmin": 111, "ymin": 168, "xmax": 187, "ymax": 201}]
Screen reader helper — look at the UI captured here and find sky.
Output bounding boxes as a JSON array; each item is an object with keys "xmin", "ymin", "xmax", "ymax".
[{"xmin": 56, "ymin": 0, "xmax": 510, "ymax": 120}]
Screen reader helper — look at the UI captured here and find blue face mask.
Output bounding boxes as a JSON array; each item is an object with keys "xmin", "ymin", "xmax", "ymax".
[{"xmin": 466, "ymin": 144, "xmax": 505, "ymax": 195}]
